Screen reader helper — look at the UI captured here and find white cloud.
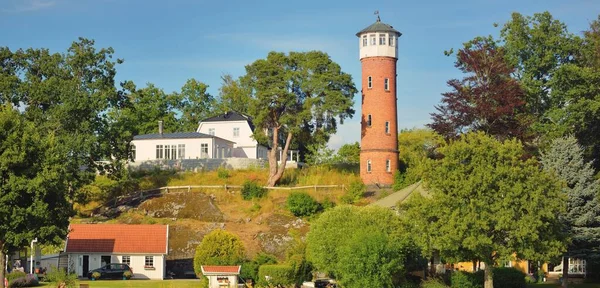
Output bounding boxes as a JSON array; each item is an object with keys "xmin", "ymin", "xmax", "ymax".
[{"xmin": 1, "ymin": 0, "xmax": 56, "ymax": 13}]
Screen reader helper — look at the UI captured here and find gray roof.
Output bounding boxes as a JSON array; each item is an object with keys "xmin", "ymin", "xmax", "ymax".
[
  {"xmin": 356, "ymin": 20, "xmax": 402, "ymax": 37},
  {"xmin": 201, "ymin": 111, "xmax": 255, "ymax": 131},
  {"xmin": 133, "ymin": 132, "xmax": 233, "ymax": 142}
]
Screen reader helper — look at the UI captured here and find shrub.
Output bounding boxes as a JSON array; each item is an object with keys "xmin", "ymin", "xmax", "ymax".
[
  {"xmin": 450, "ymin": 270, "xmax": 482, "ymax": 288},
  {"xmin": 421, "ymin": 278, "xmax": 449, "ymax": 288},
  {"xmin": 6, "ymin": 271, "xmax": 26, "ymax": 282},
  {"xmin": 341, "ymin": 181, "xmax": 365, "ymax": 204},
  {"xmin": 493, "ymin": 267, "xmax": 526, "ymax": 288},
  {"xmin": 193, "ymin": 230, "xmax": 246, "ymax": 276},
  {"xmin": 45, "ymin": 268, "xmax": 78, "ymax": 288},
  {"xmin": 240, "ymin": 252, "xmax": 278, "ymax": 283},
  {"xmin": 8, "ymin": 274, "xmax": 38, "ymax": 288},
  {"xmin": 257, "ymin": 265, "xmax": 294, "ymax": 287},
  {"xmin": 241, "ymin": 180, "xmax": 267, "ymax": 200},
  {"xmin": 320, "ymin": 197, "xmax": 335, "ymax": 210},
  {"xmin": 123, "ymin": 270, "xmax": 133, "ymax": 279},
  {"xmin": 217, "ymin": 168, "xmax": 230, "ymax": 179},
  {"xmin": 286, "ymin": 192, "xmax": 321, "ymax": 217}
]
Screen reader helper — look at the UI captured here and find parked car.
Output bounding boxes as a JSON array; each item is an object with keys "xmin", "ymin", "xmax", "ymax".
[{"xmin": 87, "ymin": 263, "xmax": 133, "ymax": 280}]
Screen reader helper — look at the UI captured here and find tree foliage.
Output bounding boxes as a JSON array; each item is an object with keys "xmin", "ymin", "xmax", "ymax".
[
  {"xmin": 193, "ymin": 229, "xmax": 246, "ymax": 277},
  {"xmin": 176, "ymin": 78, "xmax": 215, "ymax": 131},
  {"xmin": 394, "ymin": 128, "xmax": 444, "ymax": 190},
  {"xmin": 241, "ymin": 51, "xmax": 356, "ymax": 186},
  {"xmin": 336, "ymin": 142, "xmax": 360, "ymax": 164},
  {"xmin": 429, "ymin": 37, "xmax": 528, "ymax": 141},
  {"xmin": 400, "ymin": 132, "xmax": 566, "ymax": 288},
  {"xmin": 306, "ymin": 205, "xmax": 418, "ymax": 288}
]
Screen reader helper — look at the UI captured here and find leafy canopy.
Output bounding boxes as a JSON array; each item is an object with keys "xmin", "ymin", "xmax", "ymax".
[{"xmin": 193, "ymin": 229, "xmax": 246, "ymax": 276}]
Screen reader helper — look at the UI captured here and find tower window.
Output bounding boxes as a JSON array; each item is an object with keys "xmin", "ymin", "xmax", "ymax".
[
  {"xmin": 368, "ymin": 76, "xmax": 372, "ymax": 89},
  {"xmin": 385, "ymin": 121, "xmax": 390, "ymax": 134},
  {"xmin": 367, "ymin": 114, "xmax": 372, "ymax": 127},
  {"xmin": 389, "ymin": 36, "xmax": 394, "ymax": 47},
  {"xmin": 362, "ymin": 35, "xmax": 367, "ymax": 47},
  {"xmin": 370, "ymin": 34, "xmax": 376, "ymax": 45},
  {"xmin": 379, "ymin": 34, "xmax": 386, "ymax": 45},
  {"xmin": 384, "ymin": 78, "xmax": 389, "ymax": 91},
  {"xmin": 367, "ymin": 160, "xmax": 372, "ymax": 172},
  {"xmin": 386, "ymin": 159, "xmax": 391, "ymax": 172}
]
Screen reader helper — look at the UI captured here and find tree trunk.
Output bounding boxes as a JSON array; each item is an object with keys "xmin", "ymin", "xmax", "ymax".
[
  {"xmin": 484, "ymin": 262, "xmax": 493, "ymax": 288},
  {"xmin": 473, "ymin": 260, "xmax": 477, "ymax": 272},
  {"xmin": 0, "ymin": 245, "xmax": 5, "ymax": 288},
  {"xmin": 562, "ymin": 256, "xmax": 569, "ymax": 288},
  {"xmin": 266, "ymin": 128, "xmax": 293, "ymax": 187}
]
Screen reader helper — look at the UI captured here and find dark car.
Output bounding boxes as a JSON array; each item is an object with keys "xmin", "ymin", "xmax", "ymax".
[{"xmin": 87, "ymin": 263, "xmax": 133, "ymax": 280}]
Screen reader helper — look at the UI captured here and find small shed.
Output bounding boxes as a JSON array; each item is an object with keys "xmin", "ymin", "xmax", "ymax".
[{"xmin": 201, "ymin": 265, "xmax": 241, "ymax": 288}]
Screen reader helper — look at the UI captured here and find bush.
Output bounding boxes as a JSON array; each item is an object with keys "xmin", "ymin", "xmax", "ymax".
[
  {"xmin": 6, "ymin": 271, "xmax": 26, "ymax": 282},
  {"xmin": 44, "ymin": 268, "xmax": 78, "ymax": 288},
  {"xmin": 341, "ymin": 181, "xmax": 365, "ymax": 204},
  {"xmin": 92, "ymin": 271, "xmax": 101, "ymax": 280},
  {"xmin": 493, "ymin": 267, "xmax": 526, "ymax": 288},
  {"xmin": 257, "ymin": 265, "xmax": 294, "ymax": 287},
  {"xmin": 450, "ymin": 270, "xmax": 483, "ymax": 288},
  {"xmin": 193, "ymin": 230, "xmax": 246, "ymax": 276},
  {"xmin": 8, "ymin": 274, "xmax": 38, "ymax": 288},
  {"xmin": 123, "ymin": 270, "xmax": 133, "ymax": 279},
  {"xmin": 241, "ymin": 180, "xmax": 267, "ymax": 200},
  {"xmin": 286, "ymin": 192, "xmax": 321, "ymax": 217},
  {"xmin": 240, "ymin": 252, "xmax": 278, "ymax": 283},
  {"xmin": 421, "ymin": 278, "xmax": 449, "ymax": 288},
  {"xmin": 217, "ymin": 168, "xmax": 230, "ymax": 179},
  {"xmin": 320, "ymin": 197, "xmax": 336, "ymax": 210}
]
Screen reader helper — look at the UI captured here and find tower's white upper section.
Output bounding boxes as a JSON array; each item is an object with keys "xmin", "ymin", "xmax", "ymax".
[{"xmin": 356, "ymin": 19, "xmax": 401, "ymax": 60}]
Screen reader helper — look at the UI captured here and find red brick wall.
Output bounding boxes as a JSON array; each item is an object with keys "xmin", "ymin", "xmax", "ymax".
[{"xmin": 360, "ymin": 56, "xmax": 399, "ymax": 185}]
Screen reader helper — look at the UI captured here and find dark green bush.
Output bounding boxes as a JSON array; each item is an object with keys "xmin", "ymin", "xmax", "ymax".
[
  {"xmin": 421, "ymin": 278, "xmax": 449, "ymax": 288},
  {"xmin": 257, "ymin": 265, "xmax": 293, "ymax": 287},
  {"xmin": 8, "ymin": 274, "xmax": 39, "ymax": 287},
  {"xmin": 320, "ymin": 196, "xmax": 336, "ymax": 210},
  {"xmin": 493, "ymin": 267, "xmax": 526, "ymax": 288},
  {"xmin": 241, "ymin": 180, "xmax": 267, "ymax": 200},
  {"xmin": 6, "ymin": 271, "xmax": 26, "ymax": 282},
  {"xmin": 341, "ymin": 181, "xmax": 365, "ymax": 204},
  {"xmin": 286, "ymin": 192, "xmax": 321, "ymax": 217},
  {"xmin": 240, "ymin": 252, "xmax": 278, "ymax": 282},
  {"xmin": 450, "ymin": 270, "xmax": 483, "ymax": 288}
]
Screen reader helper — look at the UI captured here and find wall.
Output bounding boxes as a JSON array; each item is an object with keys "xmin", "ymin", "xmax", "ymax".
[
  {"xmin": 69, "ymin": 253, "xmax": 165, "ymax": 279},
  {"xmin": 129, "ymin": 158, "xmax": 266, "ymax": 172},
  {"xmin": 132, "ymin": 138, "xmax": 234, "ymax": 161},
  {"xmin": 198, "ymin": 120, "xmax": 262, "ymax": 159},
  {"xmin": 207, "ymin": 275, "xmax": 238, "ymax": 288},
  {"xmin": 358, "ymin": 32, "xmax": 398, "ymax": 60}
]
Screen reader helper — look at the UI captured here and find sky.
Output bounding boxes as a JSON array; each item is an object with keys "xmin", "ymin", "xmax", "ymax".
[{"xmin": 1, "ymin": 0, "xmax": 599, "ymax": 150}]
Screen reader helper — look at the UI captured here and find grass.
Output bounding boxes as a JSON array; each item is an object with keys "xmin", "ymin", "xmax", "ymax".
[{"xmin": 39, "ymin": 279, "xmax": 201, "ymax": 288}]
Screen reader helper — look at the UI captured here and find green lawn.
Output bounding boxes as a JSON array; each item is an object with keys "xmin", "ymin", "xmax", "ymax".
[{"xmin": 39, "ymin": 280, "xmax": 201, "ymax": 288}]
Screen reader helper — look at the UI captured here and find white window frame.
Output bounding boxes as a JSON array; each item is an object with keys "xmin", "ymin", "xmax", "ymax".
[
  {"xmin": 389, "ymin": 35, "xmax": 394, "ymax": 47},
  {"xmin": 178, "ymin": 144, "xmax": 185, "ymax": 159},
  {"xmin": 208, "ymin": 128, "xmax": 215, "ymax": 136},
  {"xmin": 379, "ymin": 34, "xmax": 386, "ymax": 45},
  {"xmin": 370, "ymin": 34, "xmax": 376, "ymax": 45},
  {"xmin": 156, "ymin": 145, "xmax": 163, "ymax": 159},
  {"xmin": 165, "ymin": 144, "xmax": 171, "ymax": 159},
  {"xmin": 144, "ymin": 256, "xmax": 154, "ymax": 268},
  {"xmin": 386, "ymin": 159, "xmax": 391, "ymax": 172},
  {"xmin": 233, "ymin": 127, "xmax": 240, "ymax": 138},
  {"xmin": 131, "ymin": 144, "xmax": 136, "ymax": 160},
  {"xmin": 368, "ymin": 76, "xmax": 372, "ymax": 89},
  {"xmin": 367, "ymin": 114, "xmax": 372, "ymax": 127},
  {"xmin": 122, "ymin": 256, "xmax": 130, "ymax": 265},
  {"xmin": 362, "ymin": 35, "xmax": 367, "ymax": 47},
  {"xmin": 201, "ymin": 143, "xmax": 209, "ymax": 158},
  {"xmin": 384, "ymin": 78, "xmax": 389, "ymax": 91},
  {"xmin": 385, "ymin": 121, "xmax": 390, "ymax": 134},
  {"xmin": 367, "ymin": 160, "xmax": 372, "ymax": 172}
]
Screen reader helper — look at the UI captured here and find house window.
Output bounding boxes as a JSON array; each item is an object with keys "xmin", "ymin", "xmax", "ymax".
[
  {"xmin": 131, "ymin": 145, "xmax": 136, "ymax": 160},
  {"xmin": 367, "ymin": 160, "xmax": 372, "ymax": 172},
  {"xmin": 389, "ymin": 35, "xmax": 394, "ymax": 47},
  {"xmin": 233, "ymin": 127, "xmax": 240, "ymax": 138},
  {"xmin": 208, "ymin": 128, "xmax": 215, "ymax": 136},
  {"xmin": 171, "ymin": 145, "xmax": 177, "ymax": 159},
  {"xmin": 385, "ymin": 121, "xmax": 390, "ymax": 134},
  {"xmin": 122, "ymin": 256, "xmax": 130, "ymax": 265},
  {"xmin": 201, "ymin": 143, "xmax": 208, "ymax": 158},
  {"xmin": 156, "ymin": 145, "xmax": 163, "ymax": 159},
  {"xmin": 367, "ymin": 76, "xmax": 372, "ymax": 89},
  {"xmin": 569, "ymin": 258, "xmax": 586, "ymax": 274},
  {"xmin": 386, "ymin": 159, "xmax": 391, "ymax": 172},
  {"xmin": 379, "ymin": 34, "xmax": 386, "ymax": 45},
  {"xmin": 367, "ymin": 114, "xmax": 372, "ymax": 127},
  {"xmin": 178, "ymin": 144, "xmax": 185, "ymax": 159},
  {"xmin": 384, "ymin": 78, "xmax": 389, "ymax": 91},
  {"xmin": 145, "ymin": 256, "xmax": 154, "ymax": 268},
  {"xmin": 370, "ymin": 34, "xmax": 376, "ymax": 45},
  {"xmin": 165, "ymin": 145, "xmax": 171, "ymax": 159},
  {"xmin": 362, "ymin": 35, "xmax": 367, "ymax": 46}
]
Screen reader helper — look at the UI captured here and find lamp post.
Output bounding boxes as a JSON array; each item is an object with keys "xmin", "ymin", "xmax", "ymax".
[{"xmin": 30, "ymin": 238, "xmax": 37, "ymax": 274}]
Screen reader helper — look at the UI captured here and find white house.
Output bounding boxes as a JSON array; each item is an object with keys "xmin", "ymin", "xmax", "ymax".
[
  {"xmin": 201, "ymin": 265, "xmax": 242, "ymax": 288},
  {"xmin": 65, "ymin": 224, "xmax": 169, "ymax": 280},
  {"xmin": 198, "ymin": 111, "xmax": 268, "ymax": 160},
  {"xmin": 131, "ymin": 122, "xmax": 235, "ymax": 161}
]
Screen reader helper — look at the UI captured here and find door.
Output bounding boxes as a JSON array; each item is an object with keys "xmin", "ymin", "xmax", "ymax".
[{"xmin": 82, "ymin": 255, "xmax": 89, "ymax": 277}]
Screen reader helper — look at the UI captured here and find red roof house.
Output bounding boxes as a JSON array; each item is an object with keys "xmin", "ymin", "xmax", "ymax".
[
  {"xmin": 201, "ymin": 265, "xmax": 241, "ymax": 287},
  {"xmin": 65, "ymin": 224, "xmax": 169, "ymax": 280}
]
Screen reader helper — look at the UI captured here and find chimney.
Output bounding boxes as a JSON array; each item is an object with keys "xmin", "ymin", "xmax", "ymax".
[{"xmin": 158, "ymin": 120, "xmax": 163, "ymax": 135}]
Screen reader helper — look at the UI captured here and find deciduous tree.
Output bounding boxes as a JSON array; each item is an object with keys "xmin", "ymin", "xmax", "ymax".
[
  {"xmin": 400, "ymin": 132, "xmax": 566, "ymax": 288},
  {"xmin": 193, "ymin": 229, "xmax": 246, "ymax": 276},
  {"xmin": 175, "ymin": 78, "xmax": 215, "ymax": 131}
]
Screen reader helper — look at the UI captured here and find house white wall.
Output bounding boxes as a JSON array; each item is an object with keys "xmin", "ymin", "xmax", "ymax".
[
  {"xmin": 131, "ymin": 138, "xmax": 234, "ymax": 161},
  {"xmin": 69, "ymin": 253, "xmax": 165, "ymax": 280},
  {"xmin": 207, "ymin": 275, "xmax": 238, "ymax": 288},
  {"xmin": 198, "ymin": 121, "xmax": 267, "ymax": 160}
]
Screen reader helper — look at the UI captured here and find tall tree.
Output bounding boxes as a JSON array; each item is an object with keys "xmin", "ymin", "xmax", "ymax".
[
  {"xmin": 395, "ymin": 128, "xmax": 444, "ymax": 189},
  {"xmin": 429, "ymin": 37, "xmax": 528, "ymax": 141},
  {"xmin": 400, "ymin": 132, "xmax": 566, "ymax": 288},
  {"xmin": 0, "ymin": 106, "xmax": 72, "ymax": 288},
  {"xmin": 175, "ymin": 78, "xmax": 215, "ymax": 131},
  {"xmin": 541, "ymin": 136, "xmax": 600, "ymax": 287},
  {"xmin": 241, "ymin": 51, "xmax": 356, "ymax": 186},
  {"xmin": 216, "ymin": 74, "xmax": 251, "ymax": 114},
  {"xmin": 193, "ymin": 229, "xmax": 246, "ymax": 276},
  {"xmin": 336, "ymin": 142, "xmax": 360, "ymax": 164}
]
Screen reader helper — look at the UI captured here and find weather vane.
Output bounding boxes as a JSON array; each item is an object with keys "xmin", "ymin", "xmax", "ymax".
[{"xmin": 374, "ymin": 10, "xmax": 380, "ymax": 22}]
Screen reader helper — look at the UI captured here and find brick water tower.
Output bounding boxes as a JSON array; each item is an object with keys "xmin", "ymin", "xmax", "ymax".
[{"xmin": 357, "ymin": 14, "xmax": 401, "ymax": 185}]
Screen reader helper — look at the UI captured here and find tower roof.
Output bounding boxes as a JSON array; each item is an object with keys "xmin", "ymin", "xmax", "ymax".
[{"xmin": 356, "ymin": 20, "xmax": 401, "ymax": 37}]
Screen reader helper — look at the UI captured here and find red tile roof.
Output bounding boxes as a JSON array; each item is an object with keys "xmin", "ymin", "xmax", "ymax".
[
  {"xmin": 201, "ymin": 266, "xmax": 241, "ymax": 274},
  {"xmin": 65, "ymin": 224, "xmax": 168, "ymax": 254}
]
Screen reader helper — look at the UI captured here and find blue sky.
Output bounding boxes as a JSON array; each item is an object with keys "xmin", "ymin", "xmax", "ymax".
[{"xmin": 1, "ymin": 0, "xmax": 598, "ymax": 150}]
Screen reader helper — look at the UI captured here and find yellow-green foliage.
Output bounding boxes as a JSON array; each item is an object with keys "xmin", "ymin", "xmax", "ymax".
[{"xmin": 193, "ymin": 230, "xmax": 246, "ymax": 276}]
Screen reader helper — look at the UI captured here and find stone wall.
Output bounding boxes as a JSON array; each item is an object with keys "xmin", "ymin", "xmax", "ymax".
[{"xmin": 129, "ymin": 158, "xmax": 267, "ymax": 172}]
